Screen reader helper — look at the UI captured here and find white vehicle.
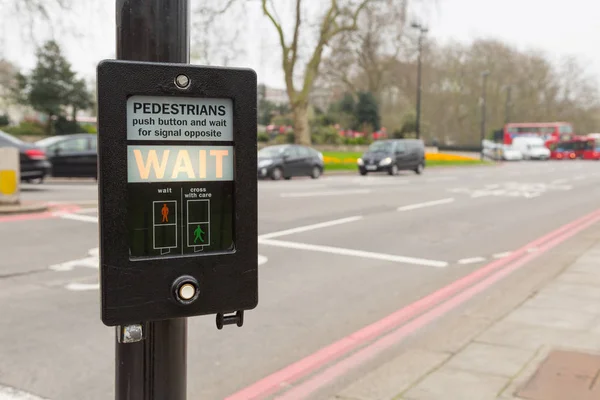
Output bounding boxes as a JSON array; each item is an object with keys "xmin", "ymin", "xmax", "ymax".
[
  {"xmin": 501, "ymin": 145, "xmax": 523, "ymax": 161},
  {"xmin": 511, "ymin": 137, "xmax": 550, "ymax": 160}
]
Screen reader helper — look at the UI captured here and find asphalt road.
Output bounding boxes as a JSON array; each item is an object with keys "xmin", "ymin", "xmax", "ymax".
[{"xmin": 2, "ymin": 161, "xmax": 600, "ymax": 399}]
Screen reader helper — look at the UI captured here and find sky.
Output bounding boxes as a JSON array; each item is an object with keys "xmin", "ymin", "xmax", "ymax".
[{"xmin": 2, "ymin": 0, "xmax": 599, "ymax": 91}]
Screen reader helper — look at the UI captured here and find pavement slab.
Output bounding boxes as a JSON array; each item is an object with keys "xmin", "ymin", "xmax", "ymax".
[
  {"xmin": 401, "ymin": 367, "xmax": 508, "ymax": 400},
  {"xmin": 444, "ymin": 342, "xmax": 536, "ymax": 378}
]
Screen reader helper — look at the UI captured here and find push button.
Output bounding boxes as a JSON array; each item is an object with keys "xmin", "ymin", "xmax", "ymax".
[{"xmin": 172, "ymin": 276, "xmax": 199, "ymax": 305}]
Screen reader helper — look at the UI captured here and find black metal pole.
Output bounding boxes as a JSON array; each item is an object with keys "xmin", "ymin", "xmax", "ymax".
[
  {"xmin": 504, "ymin": 85, "xmax": 512, "ymax": 124},
  {"xmin": 415, "ymin": 33, "xmax": 422, "ymax": 140},
  {"xmin": 480, "ymin": 72, "xmax": 489, "ymax": 161},
  {"xmin": 115, "ymin": 1, "xmax": 189, "ymax": 399}
]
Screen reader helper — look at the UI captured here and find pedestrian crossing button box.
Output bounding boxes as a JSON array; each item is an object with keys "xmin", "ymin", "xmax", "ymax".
[{"xmin": 97, "ymin": 60, "xmax": 258, "ymax": 326}]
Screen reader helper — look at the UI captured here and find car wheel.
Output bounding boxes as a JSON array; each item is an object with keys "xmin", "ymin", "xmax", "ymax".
[
  {"xmin": 388, "ymin": 164, "xmax": 399, "ymax": 176},
  {"xmin": 270, "ymin": 167, "xmax": 283, "ymax": 180},
  {"xmin": 359, "ymin": 169, "xmax": 368, "ymax": 176},
  {"xmin": 310, "ymin": 166, "xmax": 321, "ymax": 179},
  {"xmin": 415, "ymin": 163, "xmax": 424, "ymax": 175},
  {"xmin": 284, "ymin": 177, "xmax": 292, "ymax": 180}
]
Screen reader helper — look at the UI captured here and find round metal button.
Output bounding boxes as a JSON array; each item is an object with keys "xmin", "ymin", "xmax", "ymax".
[{"xmin": 178, "ymin": 283, "xmax": 196, "ymax": 300}]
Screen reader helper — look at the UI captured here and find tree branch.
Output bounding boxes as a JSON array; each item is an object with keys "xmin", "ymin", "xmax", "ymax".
[
  {"xmin": 289, "ymin": 0, "xmax": 302, "ymax": 75},
  {"xmin": 327, "ymin": 0, "xmax": 373, "ymax": 40},
  {"xmin": 262, "ymin": 0, "xmax": 297, "ymax": 99}
]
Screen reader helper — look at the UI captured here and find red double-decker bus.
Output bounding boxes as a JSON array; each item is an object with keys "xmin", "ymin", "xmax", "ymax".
[{"xmin": 504, "ymin": 122, "xmax": 574, "ymax": 145}]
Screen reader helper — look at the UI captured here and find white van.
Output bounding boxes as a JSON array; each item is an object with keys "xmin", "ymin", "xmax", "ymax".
[{"xmin": 511, "ymin": 137, "xmax": 550, "ymax": 160}]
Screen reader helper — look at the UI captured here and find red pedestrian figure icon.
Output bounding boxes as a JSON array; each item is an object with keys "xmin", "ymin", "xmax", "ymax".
[{"xmin": 161, "ymin": 203, "xmax": 169, "ymax": 223}]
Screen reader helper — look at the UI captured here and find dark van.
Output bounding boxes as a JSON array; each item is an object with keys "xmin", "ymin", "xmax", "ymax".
[{"xmin": 357, "ymin": 139, "xmax": 425, "ymax": 176}]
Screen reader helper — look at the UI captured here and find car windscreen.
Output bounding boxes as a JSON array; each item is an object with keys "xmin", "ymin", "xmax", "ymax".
[
  {"xmin": 35, "ymin": 136, "xmax": 65, "ymax": 148},
  {"xmin": 368, "ymin": 141, "xmax": 391, "ymax": 152},
  {"xmin": 258, "ymin": 146, "xmax": 286, "ymax": 158}
]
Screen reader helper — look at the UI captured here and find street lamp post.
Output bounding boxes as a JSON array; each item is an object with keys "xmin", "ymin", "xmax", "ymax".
[
  {"xmin": 480, "ymin": 71, "xmax": 490, "ymax": 161},
  {"xmin": 411, "ymin": 22, "xmax": 428, "ymax": 140}
]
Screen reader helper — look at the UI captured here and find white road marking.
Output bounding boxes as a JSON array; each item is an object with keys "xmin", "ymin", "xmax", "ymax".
[
  {"xmin": 54, "ymin": 212, "xmax": 98, "ymax": 223},
  {"xmin": 49, "ymin": 248, "xmax": 99, "ymax": 271},
  {"xmin": 258, "ymin": 238, "xmax": 448, "ymax": 268},
  {"xmin": 280, "ymin": 189, "xmax": 371, "ymax": 198},
  {"xmin": 457, "ymin": 257, "xmax": 486, "ymax": 265},
  {"xmin": 493, "ymin": 251, "xmax": 512, "ymax": 258},
  {"xmin": 0, "ymin": 385, "xmax": 48, "ymax": 400},
  {"xmin": 75, "ymin": 208, "xmax": 99, "ymax": 214},
  {"xmin": 397, "ymin": 198, "xmax": 455, "ymax": 212},
  {"xmin": 259, "ymin": 216, "xmax": 363, "ymax": 240},
  {"xmin": 65, "ymin": 283, "xmax": 100, "ymax": 291},
  {"xmin": 258, "ymin": 255, "xmax": 268, "ymax": 266}
]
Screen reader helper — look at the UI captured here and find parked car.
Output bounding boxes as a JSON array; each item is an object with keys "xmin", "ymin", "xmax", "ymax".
[
  {"xmin": 357, "ymin": 139, "xmax": 425, "ymax": 176},
  {"xmin": 35, "ymin": 134, "xmax": 98, "ymax": 179},
  {"xmin": 257, "ymin": 144, "xmax": 324, "ymax": 180},
  {"xmin": 511, "ymin": 137, "xmax": 550, "ymax": 160},
  {"xmin": 0, "ymin": 130, "xmax": 51, "ymax": 183},
  {"xmin": 501, "ymin": 145, "xmax": 523, "ymax": 161}
]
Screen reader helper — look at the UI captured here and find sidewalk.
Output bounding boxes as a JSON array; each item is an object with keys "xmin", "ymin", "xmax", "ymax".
[{"xmin": 335, "ymin": 229, "xmax": 600, "ymax": 400}]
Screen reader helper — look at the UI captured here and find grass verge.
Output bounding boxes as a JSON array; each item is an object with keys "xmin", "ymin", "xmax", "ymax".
[{"xmin": 322, "ymin": 151, "xmax": 491, "ymax": 171}]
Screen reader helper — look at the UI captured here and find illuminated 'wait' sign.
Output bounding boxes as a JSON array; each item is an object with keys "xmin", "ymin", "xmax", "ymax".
[{"xmin": 127, "ymin": 145, "xmax": 234, "ymax": 183}]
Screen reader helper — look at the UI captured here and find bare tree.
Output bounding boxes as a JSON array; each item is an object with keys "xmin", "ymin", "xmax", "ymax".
[
  {"xmin": 258, "ymin": 0, "xmax": 379, "ymax": 144},
  {"xmin": 320, "ymin": 0, "xmax": 408, "ymax": 98},
  {"xmin": 1, "ymin": 0, "xmax": 71, "ymax": 42}
]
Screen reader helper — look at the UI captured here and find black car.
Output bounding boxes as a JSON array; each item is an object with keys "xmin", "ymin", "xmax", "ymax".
[
  {"xmin": 258, "ymin": 144, "xmax": 324, "ymax": 180},
  {"xmin": 35, "ymin": 134, "xmax": 98, "ymax": 179},
  {"xmin": 0, "ymin": 130, "xmax": 51, "ymax": 182},
  {"xmin": 358, "ymin": 139, "xmax": 425, "ymax": 176}
]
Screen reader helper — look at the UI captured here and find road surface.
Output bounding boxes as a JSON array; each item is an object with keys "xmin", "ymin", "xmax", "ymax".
[{"xmin": 1, "ymin": 161, "xmax": 600, "ymax": 399}]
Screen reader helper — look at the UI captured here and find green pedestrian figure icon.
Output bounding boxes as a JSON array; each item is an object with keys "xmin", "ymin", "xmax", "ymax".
[{"xmin": 193, "ymin": 225, "xmax": 205, "ymax": 244}]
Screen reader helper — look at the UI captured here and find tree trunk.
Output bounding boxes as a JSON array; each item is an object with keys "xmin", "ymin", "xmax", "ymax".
[
  {"xmin": 293, "ymin": 103, "xmax": 311, "ymax": 145},
  {"xmin": 46, "ymin": 114, "xmax": 53, "ymax": 136}
]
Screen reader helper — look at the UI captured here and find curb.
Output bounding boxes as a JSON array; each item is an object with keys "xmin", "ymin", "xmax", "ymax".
[{"xmin": 0, "ymin": 202, "xmax": 48, "ymax": 215}]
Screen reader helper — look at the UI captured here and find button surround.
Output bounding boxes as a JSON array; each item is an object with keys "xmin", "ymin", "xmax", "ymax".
[{"xmin": 172, "ymin": 275, "xmax": 200, "ymax": 305}]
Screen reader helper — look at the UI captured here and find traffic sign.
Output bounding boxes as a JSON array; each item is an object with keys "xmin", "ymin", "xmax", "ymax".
[{"xmin": 97, "ymin": 60, "xmax": 258, "ymax": 326}]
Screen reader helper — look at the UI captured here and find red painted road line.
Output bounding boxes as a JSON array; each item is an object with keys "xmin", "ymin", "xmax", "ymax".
[
  {"xmin": 226, "ymin": 208, "xmax": 600, "ymax": 400},
  {"xmin": 277, "ymin": 211, "xmax": 600, "ymax": 400},
  {"xmin": 0, "ymin": 205, "xmax": 80, "ymax": 223}
]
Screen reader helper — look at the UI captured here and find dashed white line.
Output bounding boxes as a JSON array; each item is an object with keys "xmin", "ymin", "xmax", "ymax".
[
  {"xmin": 55, "ymin": 212, "xmax": 98, "ymax": 223},
  {"xmin": 65, "ymin": 283, "xmax": 100, "ymax": 291},
  {"xmin": 397, "ymin": 198, "xmax": 455, "ymax": 212},
  {"xmin": 258, "ymin": 255, "xmax": 268, "ymax": 266},
  {"xmin": 280, "ymin": 189, "xmax": 371, "ymax": 198},
  {"xmin": 258, "ymin": 238, "xmax": 448, "ymax": 268},
  {"xmin": 493, "ymin": 251, "xmax": 512, "ymax": 259},
  {"xmin": 258, "ymin": 216, "xmax": 363, "ymax": 240},
  {"xmin": 457, "ymin": 257, "xmax": 487, "ymax": 265}
]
